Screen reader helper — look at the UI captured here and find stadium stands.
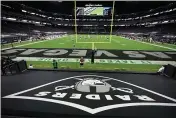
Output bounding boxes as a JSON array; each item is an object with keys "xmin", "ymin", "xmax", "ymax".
[
  {"xmin": 1, "ymin": 1, "xmax": 175, "ymax": 45},
  {"xmin": 1, "ymin": 2, "xmax": 176, "ymax": 117}
]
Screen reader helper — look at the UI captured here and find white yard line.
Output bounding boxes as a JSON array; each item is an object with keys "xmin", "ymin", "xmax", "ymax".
[
  {"xmin": 121, "ymin": 37, "xmax": 176, "ymax": 51},
  {"xmin": 1, "ymin": 40, "xmax": 50, "ymax": 51},
  {"xmin": 1, "ymin": 36, "xmax": 67, "ymax": 51}
]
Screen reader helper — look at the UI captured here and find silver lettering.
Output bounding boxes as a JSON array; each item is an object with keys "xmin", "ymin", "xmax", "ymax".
[
  {"xmin": 95, "ymin": 50, "xmax": 118, "ymax": 57},
  {"xmin": 134, "ymin": 95, "xmax": 155, "ymax": 101},
  {"xmin": 52, "ymin": 92, "xmax": 67, "ymax": 98},
  {"xmin": 86, "ymin": 94, "xmax": 100, "ymax": 100},
  {"xmin": 1, "ymin": 49, "xmax": 25, "ymax": 55},
  {"xmin": 141, "ymin": 52, "xmax": 171, "ymax": 59},
  {"xmin": 34, "ymin": 91, "xmax": 51, "ymax": 96},
  {"xmin": 20, "ymin": 49, "xmax": 47, "ymax": 55},
  {"xmin": 105, "ymin": 95, "xmax": 113, "ymax": 100},
  {"xmin": 115, "ymin": 95, "xmax": 131, "ymax": 101},
  {"xmin": 70, "ymin": 93, "xmax": 82, "ymax": 99},
  {"xmin": 123, "ymin": 51, "xmax": 146, "ymax": 58},
  {"xmin": 43, "ymin": 49, "xmax": 68, "ymax": 56},
  {"xmin": 69, "ymin": 50, "xmax": 87, "ymax": 56}
]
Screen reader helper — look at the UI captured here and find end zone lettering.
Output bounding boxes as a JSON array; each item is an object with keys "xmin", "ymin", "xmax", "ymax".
[
  {"xmin": 35, "ymin": 92, "xmax": 155, "ymax": 101},
  {"xmin": 1, "ymin": 48, "xmax": 176, "ymax": 61},
  {"xmin": 3, "ymin": 75, "xmax": 176, "ymax": 114}
]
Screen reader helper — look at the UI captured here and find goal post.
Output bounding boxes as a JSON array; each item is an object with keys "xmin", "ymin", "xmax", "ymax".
[{"xmin": 74, "ymin": 0, "xmax": 115, "ymax": 44}]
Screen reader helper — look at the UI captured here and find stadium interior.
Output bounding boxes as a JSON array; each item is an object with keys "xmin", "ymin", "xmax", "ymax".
[{"xmin": 1, "ymin": 1, "xmax": 176, "ymax": 118}]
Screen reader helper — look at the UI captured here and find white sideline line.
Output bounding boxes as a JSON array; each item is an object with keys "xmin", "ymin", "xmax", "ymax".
[
  {"xmin": 121, "ymin": 37, "xmax": 176, "ymax": 51},
  {"xmin": 1, "ymin": 40, "xmax": 50, "ymax": 51},
  {"xmin": 1, "ymin": 36, "xmax": 66, "ymax": 51},
  {"xmin": 136, "ymin": 40, "xmax": 176, "ymax": 51}
]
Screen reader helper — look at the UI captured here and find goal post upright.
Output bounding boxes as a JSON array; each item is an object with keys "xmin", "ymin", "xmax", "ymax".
[
  {"xmin": 74, "ymin": 0, "xmax": 78, "ymax": 43},
  {"xmin": 92, "ymin": 42, "xmax": 94, "ymax": 50},
  {"xmin": 110, "ymin": 1, "xmax": 115, "ymax": 43}
]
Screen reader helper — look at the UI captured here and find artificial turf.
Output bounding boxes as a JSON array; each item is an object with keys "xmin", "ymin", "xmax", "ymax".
[
  {"xmin": 2, "ymin": 35, "xmax": 176, "ymax": 72},
  {"xmin": 5, "ymin": 35, "xmax": 176, "ymax": 51}
]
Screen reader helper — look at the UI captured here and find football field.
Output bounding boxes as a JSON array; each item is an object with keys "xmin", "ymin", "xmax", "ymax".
[
  {"xmin": 2, "ymin": 34, "xmax": 176, "ymax": 72},
  {"xmin": 88, "ymin": 7, "xmax": 104, "ymax": 15},
  {"xmin": 3, "ymin": 35, "xmax": 176, "ymax": 50}
]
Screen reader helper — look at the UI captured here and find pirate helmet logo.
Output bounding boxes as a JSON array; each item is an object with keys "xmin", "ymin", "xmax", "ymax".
[
  {"xmin": 55, "ymin": 77, "xmax": 133, "ymax": 94},
  {"xmin": 75, "ymin": 78, "xmax": 111, "ymax": 93}
]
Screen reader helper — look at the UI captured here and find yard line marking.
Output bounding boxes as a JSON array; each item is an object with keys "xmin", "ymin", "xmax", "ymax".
[
  {"xmin": 121, "ymin": 37, "xmax": 176, "ymax": 51},
  {"xmin": 1, "ymin": 36, "xmax": 67, "ymax": 51},
  {"xmin": 2, "ymin": 40, "xmax": 53, "ymax": 51}
]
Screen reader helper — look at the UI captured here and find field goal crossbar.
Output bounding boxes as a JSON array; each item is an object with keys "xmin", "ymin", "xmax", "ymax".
[{"xmin": 74, "ymin": 1, "xmax": 115, "ymax": 49}]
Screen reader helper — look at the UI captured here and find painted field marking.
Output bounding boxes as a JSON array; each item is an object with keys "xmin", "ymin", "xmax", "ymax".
[
  {"xmin": 137, "ymin": 40, "xmax": 176, "ymax": 51},
  {"xmin": 2, "ymin": 40, "xmax": 52, "ymax": 50},
  {"xmin": 3, "ymin": 75, "xmax": 176, "ymax": 114},
  {"xmin": 4, "ymin": 74, "xmax": 176, "ymax": 102},
  {"xmin": 121, "ymin": 37, "xmax": 176, "ymax": 51},
  {"xmin": 1, "ymin": 36, "xmax": 67, "ymax": 51}
]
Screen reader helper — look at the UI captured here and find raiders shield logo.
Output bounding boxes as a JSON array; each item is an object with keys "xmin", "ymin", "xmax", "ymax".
[{"xmin": 3, "ymin": 75, "xmax": 176, "ymax": 114}]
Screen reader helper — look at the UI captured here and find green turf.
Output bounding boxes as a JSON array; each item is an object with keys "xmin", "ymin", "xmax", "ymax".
[
  {"xmin": 1, "ymin": 40, "xmax": 41, "ymax": 49},
  {"xmin": 89, "ymin": 7, "xmax": 104, "ymax": 15},
  {"xmin": 2, "ymin": 34, "xmax": 175, "ymax": 72},
  {"xmin": 77, "ymin": 34, "xmax": 110, "ymax": 43},
  {"xmin": 155, "ymin": 42, "xmax": 176, "ymax": 49},
  {"xmin": 27, "ymin": 61, "xmax": 161, "ymax": 72},
  {"xmin": 16, "ymin": 35, "xmax": 176, "ymax": 51}
]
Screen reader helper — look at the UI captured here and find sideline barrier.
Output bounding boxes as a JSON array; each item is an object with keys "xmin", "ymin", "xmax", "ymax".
[
  {"xmin": 28, "ymin": 68, "xmax": 158, "ymax": 75},
  {"xmin": 164, "ymin": 64, "xmax": 176, "ymax": 79},
  {"xmin": 2, "ymin": 60, "xmax": 27, "ymax": 76}
]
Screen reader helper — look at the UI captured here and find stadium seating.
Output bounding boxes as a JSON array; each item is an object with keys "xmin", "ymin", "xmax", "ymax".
[{"xmin": 1, "ymin": 1, "xmax": 175, "ymax": 44}]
